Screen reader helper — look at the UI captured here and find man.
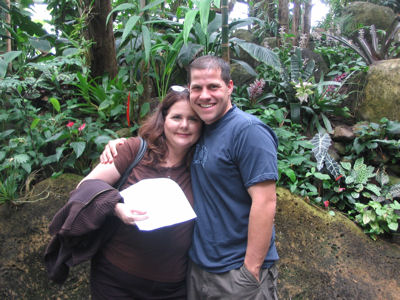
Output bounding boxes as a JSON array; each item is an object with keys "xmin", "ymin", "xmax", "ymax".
[
  {"xmin": 186, "ymin": 55, "xmax": 278, "ymax": 300},
  {"xmin": 101, "ymin": 55, "xmax": 279, "ymax": 299}
]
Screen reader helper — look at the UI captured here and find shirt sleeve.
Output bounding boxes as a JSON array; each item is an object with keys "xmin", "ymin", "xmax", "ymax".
[
  {"xmin": 113, "ymin": 137, "xmax": 141, "ymax": 176},
  {"xmin": 234, "ymin": 123, "xmax": 278, "ymax": 188}
]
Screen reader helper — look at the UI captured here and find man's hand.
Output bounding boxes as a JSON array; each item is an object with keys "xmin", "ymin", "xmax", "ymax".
[
  {"xmin": 114, "ymin": 203, "xmax": 148, "ymax": 225},
  {"xmin": 100, "ymin": 138, "xmax": 127, "ymax": 164}
]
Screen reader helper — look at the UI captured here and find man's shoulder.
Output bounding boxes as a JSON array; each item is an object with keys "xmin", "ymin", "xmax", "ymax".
[{"xmin": 227, "ymin": 106, "xmax": 263, "ymax": 126}]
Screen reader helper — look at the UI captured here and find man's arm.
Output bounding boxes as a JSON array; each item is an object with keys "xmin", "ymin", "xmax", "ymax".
[
  {"xmin": 244, "ymin": 180, "xmax": 276, "ymax": 281},
  {"xmin": 100, "ymin": 138, "xmax": 127, "ymax": 163}
]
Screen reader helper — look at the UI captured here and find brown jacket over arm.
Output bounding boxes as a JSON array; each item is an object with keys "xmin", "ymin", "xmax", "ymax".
[{"xmin": 44, "ymin": 179, "xmax": 122, "ymax": 284}]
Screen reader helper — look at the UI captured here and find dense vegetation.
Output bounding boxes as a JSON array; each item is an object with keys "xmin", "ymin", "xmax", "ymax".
[{"xmin": 1, "ymin": 0, "xmax": 399, "ymax": 240}]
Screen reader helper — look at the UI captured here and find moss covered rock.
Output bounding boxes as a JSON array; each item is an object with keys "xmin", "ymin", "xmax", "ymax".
[
  {"xmin": 357, "ymin": 59, "xmax": 400, "ymax": 122},
  {"xmin": 275, "ymin": 187, "xmax": 400, "ymax": 299},
  {"xmin": 341, "ymin": 2, "xmax": 396, "ymax": 36}
]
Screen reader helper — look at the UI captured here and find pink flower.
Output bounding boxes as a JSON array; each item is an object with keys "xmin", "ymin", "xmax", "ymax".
[
  {"xmin": 338, "ymin": 187, "xmax": 346, "ymax": 192},
  {"xmin": 324, "ymin": 201, "xmax": 329, "ymax": 208},
  {"xmin": 78, "ymin": 123, "xmax": 86, "ymax": 131},
  {"xmin": 248, "ymin": 79, "xmax": 266, "ymax": 102},
  {"xmin": 66, "ymin": 121, "xmax": 74, "ymax": 128}
]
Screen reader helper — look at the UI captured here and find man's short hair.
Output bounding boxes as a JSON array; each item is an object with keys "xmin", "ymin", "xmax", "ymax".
[{"xmin": 188, "ymin": 55, "xmax": 231, "ymax": 85}]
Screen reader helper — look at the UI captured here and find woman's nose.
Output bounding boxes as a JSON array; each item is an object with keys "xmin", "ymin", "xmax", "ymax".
[{"xmin": 180, "ymin": 119, "xmax": 188, "ymax": 128}]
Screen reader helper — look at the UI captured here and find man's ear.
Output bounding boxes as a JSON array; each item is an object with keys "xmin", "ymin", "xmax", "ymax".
[{"xmin": 227, "ymin": 80, "xmax": 234, "ymax": 94}]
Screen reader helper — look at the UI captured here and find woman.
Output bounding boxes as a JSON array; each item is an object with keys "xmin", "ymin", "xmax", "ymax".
[{"xmin": 81, "ymin": 86, "xmax": 202, "ymax": 299}]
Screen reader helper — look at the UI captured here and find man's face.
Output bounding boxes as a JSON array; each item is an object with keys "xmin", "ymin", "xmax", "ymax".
[{"xmin": 189, "ymin": 68, "xmax": 233, "ymax": 125}]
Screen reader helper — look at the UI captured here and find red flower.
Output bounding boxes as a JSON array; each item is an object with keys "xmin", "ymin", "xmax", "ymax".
[
  {"xmin": 335, "ymin": 174, "xmax": 343, "ymax": 181},
  {"xmin": 126, "ymin": 92, "xmax": 131, "ymax": 127},
  {"xmin": 66, "ymin": 121, "xmax": 74, "ymax": 128},
  {"xmin": 324, "ymin": 200, "xmax": 329, "ymax": 208},
  {"xmin": 78, "ymin": 123, "xmax": 86, "ymax": 131}
]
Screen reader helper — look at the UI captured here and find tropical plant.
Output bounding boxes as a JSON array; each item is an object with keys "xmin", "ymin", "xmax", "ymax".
[
  {"xmin": 354, "ymin": 199, "xmax": 400, "ymax": 239},
  {"xmin": 327, "ymin": 16, "xmax": 400, "ymax": 65},
  {"xmin": 348, "ymin": 118, "xmax": 400, "ymax": 167}
]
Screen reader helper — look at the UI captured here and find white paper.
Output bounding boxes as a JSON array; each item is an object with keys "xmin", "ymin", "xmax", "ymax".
[{"xmin": 119, "ymin": 178, "xmax": 196, "ymax": 231}]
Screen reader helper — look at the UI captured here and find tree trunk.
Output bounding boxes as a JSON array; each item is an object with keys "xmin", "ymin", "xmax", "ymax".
[
  {"xmin": 85, "ymin": 0, "xmax": 118, "ymax": 80},
  {"xmin": 5, "ymin": 0, "xmax": 11, "ymax": 53},
  {"xmin": 221, "ymin": 0, "xmax": 230, "ymax": 62},
  {"xmin": 302, "ymin": 0, "xmax": 312, "ymax": 47},
  {"xmin": 139, "ymin": 0, "xmax": 152, "ymax": 109},
  {"xmin": 278, "ymin": 0, "xmax": 289, "ymax": 44},
  {"xmin": 291, "ymin": 0, "xmax": 301, "ymax": 45}
]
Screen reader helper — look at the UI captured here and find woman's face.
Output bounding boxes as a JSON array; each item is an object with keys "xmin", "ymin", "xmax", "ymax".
[{"xmin": 164, "ymin": 99, "xmax": 202, "ymax": 154}]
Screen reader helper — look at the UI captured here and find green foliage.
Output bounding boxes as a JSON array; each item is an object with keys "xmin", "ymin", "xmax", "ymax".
[
  {"xmin": 348, "ymin": 118, "xmax": 400, "ymax": 167},
  {"xmin": 256, "ymin": 47, "xmax": 352, "ymax": 135},
  {"xmin": 314, "ymin": 42, "xmax": 368, "ymax": 76},
  {"xmin": 354, "ymin": 200, "xmax": 400, "ymax": 240},
  {"xmin": 73, "ymin": 72, "xmax": 127, "ymax": 122}
]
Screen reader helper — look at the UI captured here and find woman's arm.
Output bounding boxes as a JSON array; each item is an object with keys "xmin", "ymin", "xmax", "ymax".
[{"xmin": 77, "ymin": 162, "xmax": 121, "ymax": 188}]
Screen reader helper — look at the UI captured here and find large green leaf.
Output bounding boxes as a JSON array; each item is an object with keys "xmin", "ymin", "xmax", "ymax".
[
  {"xmin": 237, "ymin": 42, "xmax": 281, "ymax": 72},
  {"xmin": 0, "ymin": 51, "xmax": 22, "ymax": 78},
  {"xmin": 141, "ymin": 0, "xmax": 165, "ymax": 11},
  {"xmin": 310, "ymin": 132, "xmax": 331, "ymax": 171},
  {"xmin": 142, "ymin": 25, "xmax": 151, "ymax": 65},
  {"xmin": 70, "ymin": 142, "xmax": 86, "ymax": 159},
  {"xmin": 183, "ymin": 10, "xmax": 198, "ymax": 44},
  {"xmin": 106, "ymin": 3, "xmax": 136, "ymax": 25},
  {"xmin": 28, "ymin": 38, "xmax": 52, "ymax": 52},
  {"xmin": 120, "ymin": 16, "xmax": 140, "ymax": 46},
  {"xmin": 199, "ymin": 0, "xmax": 211, "ymax": 36},
  {"xmin": 231, "ymin": 59, "xmax": 257, "ymax": 77}
]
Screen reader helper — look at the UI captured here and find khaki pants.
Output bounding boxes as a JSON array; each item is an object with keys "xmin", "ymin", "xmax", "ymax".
[{"xmin": 187, "ymin": 261, "xmax": 278, "ymax": 300}]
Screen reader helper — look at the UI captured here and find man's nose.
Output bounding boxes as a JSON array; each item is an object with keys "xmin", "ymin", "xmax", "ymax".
[{"xmin": 200, "ymin": 88, "xmax": 210, "ymax": 99}]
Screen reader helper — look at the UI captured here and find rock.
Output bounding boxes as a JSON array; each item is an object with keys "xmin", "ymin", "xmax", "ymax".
[
  {"xmin": 1, "ymin": 177, "xmax": 400, "ymax": 299},
  {"xmin": 341, "ymin": 2, "xmax": 396, "ymax": 37},
  {"xmin": 333, "ymin": 142, "xmax": 347, "ymax": 156},
  {"xmin": 357, "ymin": 59, "xmax": 400, "ymax": 122},
  {"xmin": 262, "ymin": 37, "xmax": 278, "ymax": 49},
  {"xmin": 332, "ymin": 125, "xmax": 356, "ymax": 142},
  {"xmin": 275, "ymin": 188, "xmax": 400, "ymax": 299},
  {"xmin": 301, "ymin": 48, "xmax": 329, "ymax": 82},
  {"xmin": 231, "ymin": 61, "xmax": 257, "ymax": 87}
]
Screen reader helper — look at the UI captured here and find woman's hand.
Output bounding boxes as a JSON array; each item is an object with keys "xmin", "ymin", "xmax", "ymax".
[
  {"xmin": 100, "ymin": 138, "xmax": 127, "ymax": 164},
  {"xmin": 114, "ymin": 202, "xmax": 148, "ymax": 225}
]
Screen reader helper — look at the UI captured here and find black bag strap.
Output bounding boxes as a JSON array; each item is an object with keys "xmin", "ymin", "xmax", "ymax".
[{"xmin": 113, "ymin": 137, "xmax": 147, "ymax": 191}]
